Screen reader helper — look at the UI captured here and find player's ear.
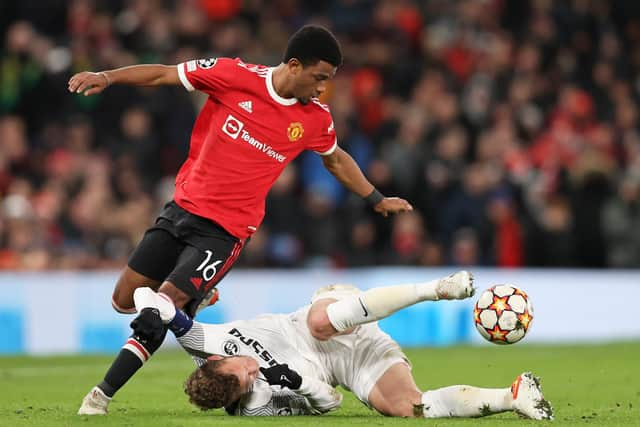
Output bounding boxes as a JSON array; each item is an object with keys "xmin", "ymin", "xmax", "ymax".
[
  {"xmin": 287, "ymin": 58, "xmax": 303, "ymax": 75},
  {"xmin": 207, "ymin": 354, "xmax": 225, "ymax": 361}
]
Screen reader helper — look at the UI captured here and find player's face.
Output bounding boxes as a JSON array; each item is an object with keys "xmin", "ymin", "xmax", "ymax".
[
  {"xmin": 291, "ymin": 60, "xmax": 337, "ymax": 104},
  {"xmin": 219, "ymin": 356, "xmax": 260, "ymax": 395}
]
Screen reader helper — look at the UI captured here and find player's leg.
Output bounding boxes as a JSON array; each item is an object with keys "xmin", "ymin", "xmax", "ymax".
[
  {"xmin": 307, "ymin": 271, "xmax": 474, "ymax": 340},
  {"xmin": 81, "ymin": 234, "xmax": 244, "ymax": 410},
  {"xmin": 367, "ymin": 362, "xmax": 423, "ymax": 417},
  {"xmin": 79, "ymin": 228, "xmax": 184, "ymax": 415},
  {"xmin": 111, "ymin": 225, "xmax": 187, "ymax": 312},
  {"xmin": 368, "ymin": 361, "xmax": 513, "ymax": 418},
  {"xmin": 111, "ymin": 267, "xmax": 162, "ymax": 313},
  {"xmin": 369, "ymin": 364, "xmax": 553, "ymax": 420},
  {"xmin": 160, "ymin": 234, "xmax": 244, "ymax": 317},
  {"xmin": 420, "ymin": 384, "xmax": 514, "ymax": 418},
  {"xmin": 420, "ymin": 372, "xmax": 553, "ymax": 419}
]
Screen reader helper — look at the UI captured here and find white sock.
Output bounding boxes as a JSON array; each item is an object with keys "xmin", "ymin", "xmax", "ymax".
[
  {"xmin": 132, "ymin": 287, "xmax": 176, "ymax": 322},
  {"xmin": 421, "ymin": 385, "xmax": 513, "ymax": 418},
  {"xmin": 325, "ymin": 278, "xmax": 440, "ymax": 332}
]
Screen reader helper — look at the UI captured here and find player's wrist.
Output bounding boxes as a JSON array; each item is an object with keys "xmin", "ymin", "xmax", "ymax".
[
  {"xmin": 364, "ymin": 188, "xmax": 384, "ymax": 207},
  {"xmin": 99, "ymin": 71, "xmax": 112, "ymax": 86}
]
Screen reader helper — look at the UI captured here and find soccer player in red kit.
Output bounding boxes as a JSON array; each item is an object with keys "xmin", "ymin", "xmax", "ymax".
[{"xmin": 69, "ymin": 25, "xmax": 412, "ymax": 415}]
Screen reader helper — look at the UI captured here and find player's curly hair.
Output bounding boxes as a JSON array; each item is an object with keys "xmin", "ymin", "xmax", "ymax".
[
  {"xmin": 284, "ymin": 25, "xmax": 342, "ymax": 67},
  {"xmin": 183, "ymin": 359, "xmax": 241, "ymax": 410}
]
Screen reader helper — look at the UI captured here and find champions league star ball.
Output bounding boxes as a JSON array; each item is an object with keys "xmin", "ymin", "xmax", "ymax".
[{"xmin": 473, "ymin": 285, "xmax": 533, "ymax": 345}]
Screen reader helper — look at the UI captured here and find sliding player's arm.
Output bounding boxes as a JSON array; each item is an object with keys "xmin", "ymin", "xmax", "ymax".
[
  {"xmin": 231, "ymin": 377, "xmax": 341, "ymax": 416},
  {"xmin": 231, "ymin": 382, "xmax": 314, "ymax": 416},
  {"xmin": 259, "ymin": 364, "xmax": 343, "ymax": 414}
]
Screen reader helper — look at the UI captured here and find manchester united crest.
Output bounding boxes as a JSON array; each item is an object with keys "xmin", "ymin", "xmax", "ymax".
[{"xmin": 287, "ymin": 122, "xmax": 304, "ymax": 142}]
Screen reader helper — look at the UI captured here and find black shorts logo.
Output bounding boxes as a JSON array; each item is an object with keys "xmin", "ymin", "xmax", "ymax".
[
  {"xmin": 198, "ymin": 58, "xmax": 217, "ymax": 69},
  {"xmin": 222, "ymin": 339, "xmax": 239, "ymax": 355}
]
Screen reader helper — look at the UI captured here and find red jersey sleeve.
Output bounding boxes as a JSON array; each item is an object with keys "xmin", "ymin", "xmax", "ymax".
[
  {"xmin": 177, "ymin": 57, "xmax": 237, "ymax": 96},
  {"xmin": 307, "ymin": 103, "xmax": 338, "ymax": 156}
]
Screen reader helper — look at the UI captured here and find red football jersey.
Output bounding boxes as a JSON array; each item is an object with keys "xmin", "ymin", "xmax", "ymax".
[{"xmin": 175, "ymin": 57, "xmax": 337, "ymax": 239}]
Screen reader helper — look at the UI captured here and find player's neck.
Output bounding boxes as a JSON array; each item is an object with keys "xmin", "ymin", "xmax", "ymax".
[{"xmin": 272, "ymin": 64, "xmax": 296, "ymax": 99}]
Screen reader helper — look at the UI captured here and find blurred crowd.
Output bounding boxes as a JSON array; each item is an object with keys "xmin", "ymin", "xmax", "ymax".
[{"xmin": 2, "ymin": 0, "xmax": 640, "ymax": 270}]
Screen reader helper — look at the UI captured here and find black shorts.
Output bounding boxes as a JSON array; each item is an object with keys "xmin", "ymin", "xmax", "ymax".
[{"xmin": 128, "ymin": 201, "xmax": 245, "ymax": 316}]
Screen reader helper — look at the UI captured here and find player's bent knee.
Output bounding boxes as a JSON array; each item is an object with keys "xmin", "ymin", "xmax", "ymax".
[
  {"xmin": 306, "ymin": 303, "xmax": 336, "ymax": 341},
  {"xmin": 112, "ymin": 292, "xmax": 136, "ymax": 313},
  {"xmin": 112, "ymin": 267, "xmax": 162, "ymax": 313}
]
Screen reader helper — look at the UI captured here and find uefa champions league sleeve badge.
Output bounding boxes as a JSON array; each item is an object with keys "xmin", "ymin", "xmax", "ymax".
[{"xmin": 197, "ymin": 58, "xmax": 217, "ymax": 69}]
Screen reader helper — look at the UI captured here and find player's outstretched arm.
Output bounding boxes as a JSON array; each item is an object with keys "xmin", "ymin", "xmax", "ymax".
[
  {"xmin": 321, "ymin": 147, "xmax": 412, "ymax": 217},
  {"xmin": 260, "ymin": 364, "xmax": 342, "ymax": 414},
  {"xmin": 68, "ymin": 64, "xmax": 180, "ymax": 96}
]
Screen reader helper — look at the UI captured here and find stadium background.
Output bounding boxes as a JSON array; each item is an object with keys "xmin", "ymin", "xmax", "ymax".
[
  {"xmin": 3, "ymin": 0, "xmax": 640, "ymax": 271},
  {"xmin": 1, "ymin": 0, "xmax": 640, "ymax": 349}
]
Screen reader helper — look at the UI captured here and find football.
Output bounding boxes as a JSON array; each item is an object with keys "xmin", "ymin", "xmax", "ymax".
[{"xmin": 473, "ymin": 285, "xmax": 534, "ymax": 344}]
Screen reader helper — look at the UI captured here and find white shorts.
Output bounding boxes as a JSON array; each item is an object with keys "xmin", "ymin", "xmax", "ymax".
[
  {"xmin": 324, "ymin": 322, "xmax": 410, "ymax": 407},
  {"xmin": 288, "ymin": 305, "xmax": 409, "ymax": 407}
]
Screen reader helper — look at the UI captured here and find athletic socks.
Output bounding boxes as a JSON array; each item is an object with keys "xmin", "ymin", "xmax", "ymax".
[
  {"xmin": 96, "ymin": 288, "xmax": 197, "ymax": 399},
  {"xmin": 98, "ymin": 350, "xmax": 144, "ymax": 398},
  {"xmin": 326, "ymin": 278, "xmax": 441, "ymax": 332},
  {"xmin": 421, "ymin": 386, "xmax": 513, "ymax": 418},
  {"xmin": 97, "ymin": 316, "xmax": 168, "ymax": 398}
]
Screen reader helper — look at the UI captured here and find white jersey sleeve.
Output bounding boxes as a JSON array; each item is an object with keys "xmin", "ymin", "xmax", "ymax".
[
  {"xmin": 233, "ymin": 380, "xmax": 313, "ymax": 416},
  {"xmin": 231, "ymin": 377, "xmax": 342, "ymax": 416},
  {"xmin": 296, "ymin": 375, "xmax": 343, "ymax": 413}
]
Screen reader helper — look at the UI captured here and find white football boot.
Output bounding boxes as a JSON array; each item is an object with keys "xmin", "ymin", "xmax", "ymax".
[
  {"xmin": 435, "ymin": 270, "xmax": 475, "ymax": 300},
  {"xmin": 78, "ymin": 386, "xmax": 111, "ymax": 415},
  {"xmin": 511, "ymin": 372, "xmax": 554, "ymax": 420}
]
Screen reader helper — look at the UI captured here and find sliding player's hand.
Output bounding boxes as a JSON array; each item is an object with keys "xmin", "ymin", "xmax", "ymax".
[
  {"xmin": 130, "ymin": 307, "xmax": 164, "ymax": 342},
  {"xmin": 259, "ymin": 364, "xmax": 302, "ymax": 389}
]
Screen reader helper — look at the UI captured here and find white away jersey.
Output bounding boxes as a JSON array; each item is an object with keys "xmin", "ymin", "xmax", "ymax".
[{"xmin": 179, "ymin": 300, "xmax": 408, "ymax": 408}]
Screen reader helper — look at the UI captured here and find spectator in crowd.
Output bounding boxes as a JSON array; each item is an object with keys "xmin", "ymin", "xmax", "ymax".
[{"xmin": 601, "ymin": 172, "xmax": 640, "ymax": 267}]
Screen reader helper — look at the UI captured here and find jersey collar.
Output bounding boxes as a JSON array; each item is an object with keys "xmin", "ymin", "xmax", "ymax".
[{"xmin": 266, "ymin": 67, "xmax": 297, "ymax": 106}]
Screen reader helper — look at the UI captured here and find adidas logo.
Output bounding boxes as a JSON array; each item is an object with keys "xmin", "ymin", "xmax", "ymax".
[{"xmin": 238, "ymin": 100, "xmax": 253, "ymax": 113}]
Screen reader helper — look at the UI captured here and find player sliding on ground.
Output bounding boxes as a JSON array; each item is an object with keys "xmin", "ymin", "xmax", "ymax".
[{"xmin": 80, "ymin": 271, "xmax": 554, "ymax": 420}]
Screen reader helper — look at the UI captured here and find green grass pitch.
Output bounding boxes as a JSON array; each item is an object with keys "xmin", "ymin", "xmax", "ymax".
[{"xmin": 1, "ymin": 343, "xmax": 639, "ymax": 426}]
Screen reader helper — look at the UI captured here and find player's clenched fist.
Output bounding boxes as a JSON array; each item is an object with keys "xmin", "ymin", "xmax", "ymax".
[
  {"xmin": 259, "ymin": 364, "xmax": 302, "ymax": 389},
  {"xmin": 68, "ymin": 71, "xmax": 111, "ymax": 96}
]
